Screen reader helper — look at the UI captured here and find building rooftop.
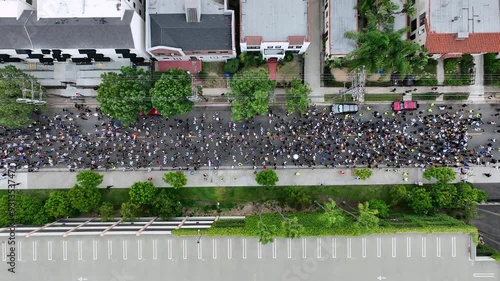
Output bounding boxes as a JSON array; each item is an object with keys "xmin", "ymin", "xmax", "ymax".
[
  {"xmin": 0, "ymin": 10, "xmax": 135, "ymax": 49},
  {"xmin": 429, "ymin": 0, "xmax": 500, "ymax": 35},
  {"xmin": 393, "ymin": 0, "xmax": 407, "ymax": 38},
  {"xmin": 426, "ymin": 32, "xmax": 500, "ymax": 54},
  {"xmin": 329, "ymin": 0, "xmax": 357, "ymax": 55},
  {"xmin": 37, "ymin": 0, "xmax": 130, "ymax": 18},
  {"xmin": 0, "ymin": 0, "xmax": 34, "ymax": 19},
  {"xmin": 148, "ymin": 0, "xmax": 224, "ymax": 15},
  {"xmin": 149, "ymin": 13, "xmax": 232, "ymax": 50},
  {"xmin": 241, "ymin": 0, "xmax": 308, "ymax": 42}
]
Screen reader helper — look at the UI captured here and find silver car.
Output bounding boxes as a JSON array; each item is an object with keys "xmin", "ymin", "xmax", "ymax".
[{"xmin": 331, "ymin": 103, "xmax": 359, "ymax": 114}]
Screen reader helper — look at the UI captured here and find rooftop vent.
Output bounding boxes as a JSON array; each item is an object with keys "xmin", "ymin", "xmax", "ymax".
[{"xmin": 185, "ymin": 0, "xmax": 201, "ymax": 22}]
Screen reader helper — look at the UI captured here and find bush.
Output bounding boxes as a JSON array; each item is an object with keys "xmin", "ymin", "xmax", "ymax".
[
  {"xmin": 284, "ymin": 187, "xmax": 312, "ymax": 211},
  {"xmin": 68, "ymin": 184, "xmax": 101, "ymax": 213},
  {"xmin": 409, "ymin": 187, "xmax": 435, "ymax": 215},
  {"xmin": 129, "ymin": 181, "xmax": 157, "ymax": 205},
  {"xmin": 284, "ymin": 52, "xmax": 294, "ymax": 62},
  {"xmin": 163, "ymin": 171, "xmax": 188, "ymax": 189},
  {"xmin": 444, "ymin": 59, "xmax": 458, "ymax": 73},
  {"xmin": 255, "ymin": 170, "xmax": 279, "ymax": 186},
  {"xmin": 353, "ymin": 168, "xmax": 373, "ymax": 180},
  {"xmin": 368, "ymin": 199, "xmax": 390, "ymax": 218},
  {"xmin": 390, "ymin": 185, "xmax": 408, "ymax": 206},
  {"xmin": 224, "ymin": 59, "xmax": 240, "ymax": 74},
  {"xmin": 99, "ymin": 202, "xmax": 115, "ymax": 222},
  {"xmin": 44, "ymin": 191, "xmax": 75, "ymax": 218}
]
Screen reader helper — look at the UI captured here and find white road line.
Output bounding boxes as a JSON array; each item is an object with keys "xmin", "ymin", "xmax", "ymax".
[
  {"xmin": 167, "ymin": 240, "xmax": 172, "ymax": 260},
  {"xmin": 377, "ymin": 238, "xmax": 381, "ymax": 258},
  {"xmin": 197, "ymin": 240, "xmax": 202, "ymax": 260},
  {"xmin": 392, "ymin": 237, "xmax": 396, "ymax": 258},
  {"xmin": 473, "ymin": 273, "xmax": 495, "ymax": 278},
  {"xmin": 78, "ymin": 240, "xmax": 83, "ymax": 261},
  {"xmin": 317, "ymin": 238, "xmax": 322, "ymax": 258},
  {"xmin": 153, "ymin": 240, "xmax": 157, "ymax": 260},
  {"xmin": 407, "ymin": 237, "xmax": 411, "ymax": 258},
  {"xmin": 273, "ymin": 239, "xmax": 277, "ymax": 259},
  {"xmin": 227, "ymin": 239, "xmax": 232, "ymax": 259},
  {"xmin": 137, "ymin": 240, "xmax": 142, "ymax": 260},
  {"xmin": 347, "ymin": 238, "xmax": 351, "ymax": 258},
  {"xmin": 302, "ymin": 238, "xmax": 307, "ymax": 259},
  {"xmin": 2, "ymin": 242, "xmax": 6, "ymax": 261},
  {"xmin": 47, "ymin": 241, "xmax": 52, "ymax": 261},
  {"xmin": 242, "ymin": 239, "xmax": 246, "ymax": 259},
  {"xmin": 436, "ymin": 237, "xmax": 441, "ymax": 257},
  {"xmin": 287, "ymin": 238, "xmax": 292, "ymax": 259},
  {"xmin": 257, "ymin": 241, "xmax": 262, "ymax": 259},
  {"xmin": 332, "ymin": 238, "xmax": 336, "ymax": 258},
  {"xmin": 107, "ymin": 240, "xmax": 112, "ymax": 260},
  {"xmin": 451, "ymin": 237, "xmax": 456, "ymax": 258},
  {"xmin": 18, "ymin": 241, "xmax": 22, "ymax": 261},
  {"xmin": 93, "ymin": 240, "xmax": 98, "ymax": 260},
  {"xmin": 123, "ymin": 240, "xmax": 127, "ymax": 260},
  {"xmin": 62, "ymin": 241, "xmax": 67, "ymax": 261},
  {"xmin": 422, "ymin": 237, "xmax": 426, "ymax": 258},
  {"xmin": 362, "ymin": 238, "xmax": 366, "ymax": 258},
  {"xmin": 212, "ymin": 239, "xmax": 217, "ymax": 259},
  {"xmin": 32, "ymin": 241, "xmax": 37, "ymax": 261},
  {"xmin": 182, "ymin": 240, "xmax": 187, "ymax": 260}
]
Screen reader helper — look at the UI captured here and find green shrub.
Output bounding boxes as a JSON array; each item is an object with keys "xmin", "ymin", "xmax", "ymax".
[
  {"xmin": 284, "ymin": 187, "xmax": 312, "ymax": 211},
  {"xmin": 444, "ymin": 59, "xmax": 458, "ymax": 73},
  {"xmin": 224, "ymin": 59, "xmax": 240, "ymax": 74},
  {"xmin": 368, "ymin": 199, "xmax": 390, "ymax": 218},
  {"xmin": 284, "ymin": 52, "xmax": 294, "ymax": 62}
]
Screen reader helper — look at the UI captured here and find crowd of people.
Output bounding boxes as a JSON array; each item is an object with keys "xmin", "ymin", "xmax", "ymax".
[{"xmin": 0, "ymin": 103, "xmax": 499, "ymax": 172}]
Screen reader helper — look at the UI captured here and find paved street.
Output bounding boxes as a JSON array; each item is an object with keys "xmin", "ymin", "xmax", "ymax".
[{"xmin": 0, "ymin": 233, "xmax": 497, "ymax": 281}]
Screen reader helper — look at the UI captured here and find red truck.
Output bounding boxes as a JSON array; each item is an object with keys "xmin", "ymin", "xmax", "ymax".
[{"xmin": 392, "ymin": 101, "xmax": 418, "ymax": 111}]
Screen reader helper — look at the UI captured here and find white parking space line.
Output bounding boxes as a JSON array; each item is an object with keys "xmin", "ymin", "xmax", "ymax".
[
  {"xmin": 62, "ymin": 241, "xmax": 67, "ymax": 261},
  {"xmin": 152, "ymin": 240, "xmax": 157, "ymax": 260},
  {"xmin": 421, "ymin": 237, "xmax": 426, "ymax": 258},
  {"xmin": 2, "ymin": 242, "xmax": 6, "ymax": 261},
  {"xmin": 47, "ymin": 241, "xmax": 52, "ymax": 261},
  {"xmin": 317, "ymin": 238, "xmax": 322, "ymax": 259},
  {"xmin": 273, "ymin": 239, "xmax": 277, "ymax": 259},
  {"xmin": 377, "ymin": 238, "xmax": 381, "ymax": 258},
  {"xmin": 407, "ymin": 237, "xmax": 411, "ymax": 258},
  {"xmin": 302, "ymin": 238, "xmax": 307, "ymax": 259},
  {"xmin": 93, "ymin": 240, "xmax": 98, "ymax": 260},
  {"xmin": 32, "ymin": 241, "xmax": 37, "ymax": 261},
  {"xmin": 242, "ymin": 239, "xmax": 246, "ymax": 259},
  {"xmin": 78, "ymin": 240, "xmax": 83, "ymax": 261},
  {"xmin": 451, "ymin": 237, "xmax": 456, "ymax": 258},
  {"xmin": 137, "ymin": 240, "xmax": 142, "ymax": 260},
  {"xmin": 227, "ymin": 239, "xmax": 232, "ymax": 259},
  {"xmin": 18, "ymin": 241, "xmax": 22, "ymax": 261},
  {"xmin": 287, "ymin": 238, "xmax": 292, "ymax": 259},
  {"xmin": 347, "ymin": 238, "xmax": 351, "ymax": 258},
  {"xmin": 167, "ymin": 240, "xmax": 172, "ymax": 260},
  {"xmin": 362, "ymin": 238, "xmax": 366, "ymax": 258},
  {"xmin": 212, "ymin": 239, "xmax": 217, "ymax": 260},
  {"xmin": 436, "ymin": 237, "xmax": 441, "ymax": 258},
  {"xmin": 197, "ymin": 240, "xmax": 202, "ymax": 260},
  {"xmin": 182, "ymin": 240, "xmax": 187, "ymax": 260},
  {"xmin": 332, "ymin": 238, "xmax": 336, "ymax": 258},
  {"xmin": 257, "ymin": 241, "xmax": 262, "ymax": 259},
  {"xmin": 473, "ymin": 273, "xmax": 495, "ymax": 278},
  {"xmin": 391, "ymin": 237, "xmax": 397, "ymax": 258},
  {"xmin": 107, "ymin": 240, "xmax": 112, "ymax": 260},
  {"xmin": 122, "ymin": 240, "xmax": 127, "ymax": 260}
]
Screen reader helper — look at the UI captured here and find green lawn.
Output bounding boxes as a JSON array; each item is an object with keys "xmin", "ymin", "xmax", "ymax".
[
  {"xmin": 364, "ymin": 94, "xmax": 403, "ymax": 102},
  {"xmin": 443, "ymin": 93, "xmax": 470, "ymax": 101},
  {"xmin": 412, "ymin": 92, "xmax": 440, "ymax": 101},
  {"xmin": 325, "ymin": 93, "xmax": 353, "ymax": 103}
]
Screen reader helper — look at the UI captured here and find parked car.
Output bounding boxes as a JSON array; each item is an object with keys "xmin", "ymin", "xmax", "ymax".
[
  {"xmin": 392, "ymin": 101, "xmax": 418, "ymax": 111},
  {"xmin": 331, "ymin": 103, "xmax": 359, "ymax": 114}
]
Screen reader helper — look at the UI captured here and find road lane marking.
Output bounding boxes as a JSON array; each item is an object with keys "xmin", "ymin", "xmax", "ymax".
[
  {"xmin": 242, "ymin": 239, "xmax": 247, "ymax": 259},
  {"xmin": 212, "ymin": 239, "xmax": 217, "ymax": 259},
  {"xmin": 392, "ymin": 237, "xmax": 396, "ymax": 258},
  {"xmin": 407, "ymin": 237, "xmax": 411, "ymax": 258},
  {"xmin": 47, "ymin": 241, "xmax": 52, "ymax": 261},
  {"xmin": 287, "ymin": 238, "xmax": 292, "ymax": 259},
  {"xmin": 317, "ymin": 238, "xmax": 322, "ymax": 258},
  {"xmin": 78, "ymin": 240, "xmax": 83, "ymax": 261},
  {"xmin": 107, "ymin": 240, "xmax": 112, "ymax": 260},
  {"xmin": 167, "ymin": 240, "xmax": 172, "ymax": 260},
  {"xmin": 122, "ymin": 240, "xmax": 127, "ymax": 260},
  {"xmin": 197, "ymin": 239, "xmax": 202, "ymax": 260},
  {"xmin": 227, "ymin": 239, "xmax": 232, "ymax": 259},
  {"xmin": 273, "ymin": 239, "xmax": 277, "ymax": 259},
  {"xmin": 182, "ymin": 240, "xmax": 187, "ymax": 260},
  {"xmin": 452, "ymin": 237, "xmax": 456, "ymax": 258},
  {"xmin": 2, "ymin": 242, "xmax": 5, "ymax": 261},
  {"xmin": 257, "ymin": 241, "xmax": 262, "ymax": 259},
  {"xmin": 93, "ymin": 240, "xmax": 98, "ymax": 260},
  {"xmin": 436, "ymin": 237, "xmax": 441, "ymax": 257},
  {"xmin": 347, "ymin": 238, "xmax": 351, "ymax": 258},
  {"xmin": 137, "ymin": 240, "xmax": 142, "ymax": 260},
  {"xmin": 473, "ymin": 273, "xmax": 495, "ymax": 278},
  {"xmin": 332, "ymin": 238, "xmax": 336, "ymax": 258},
  {"xmin": 362, "ymin": 238, "xmax": 366, "ymax": 258},
  {"xmin": 18, "ymin": 241, "xmax": 22, "ymax": 261},
  {"xmin": 152, "ymin": 240, "xmax": 157, "ymax": 260},
  {"xmin": 32, "ymin": 241, "xmax": 37, "ymax": 261},
  {"xmin": 422, "ymin": 237, "xmax": 426, "ymax": 258},
  {"xmin": 302, "ymin": 238, "xmax": 307, "ymax": 258},
  {"xmin": 377, "ymin": 238, "xmax": 381, "ymax": 258},
  {"xmin": 62, "ymin": 241, "xmax": 67, "ymax": 261}
]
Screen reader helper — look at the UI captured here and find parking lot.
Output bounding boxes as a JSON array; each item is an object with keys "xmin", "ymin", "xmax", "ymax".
[{"xmin": 1, "ymin": 233, "xmax": 498, "ymax": 281}]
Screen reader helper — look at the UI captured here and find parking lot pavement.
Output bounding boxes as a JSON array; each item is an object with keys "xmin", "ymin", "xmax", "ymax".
[{"xmin": 1, "ymin": 233, "xmax": 498, "ymax": 281}]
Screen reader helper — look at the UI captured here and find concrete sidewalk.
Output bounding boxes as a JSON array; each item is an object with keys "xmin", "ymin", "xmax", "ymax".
[{"xmin": 1, "ymin": 166, "xmax": 499, "ymax": 189}]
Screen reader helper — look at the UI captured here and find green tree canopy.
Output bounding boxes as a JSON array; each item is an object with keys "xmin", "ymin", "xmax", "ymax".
[
  {"xmin": 162, "ymin": 171, "xmax": 188, "ymax": 189},
  {"xmin": 285, "ymin": 78, "xmax": 311, "ymax": 115},
  {"xmin": 409, "ymin": 187, "xmax": 434, "ymax": 215},
  {"xmin": 120, "ymin": 202, "xmax": 140, "ymax": 222},
  {"xmin": 0, "ymin": 194, "xmax": 45, "ymax": 226},
  {"xmin": 353, "ymin": 168, "xmax": 373, "ymax": 180},
  {"xmin": 255, "ymin": 170, "xmax": 279, "ymax": 186},
  {"xmin": 152, "ymin": 190, "xmax": 182, "ymax": 220},
  {"xmin": 76, "ymin": 171, "xmax": 104, "ymax": 188},
  {"xmin": 256, "ymin": 221, "xmax": 277, "ymax": 245},
  {"xmin": 99, "ymin": 202, "xmax": 115, "ymax": 222},
  {"xmin": 281, "ymin": 216, "xmax": 305, "ymax": 239},
  {"xmin": 0, "ymin": 65, "xmax": 46, "ymax": 128},
  {"xmin": 455, "ymin": 182, "xmax": 487, "ymax": 208},
  {"xmin": 368, "ymin": 199, "xmax": 389, "ymax": 218},
  {"xmin": 97, "ymin": 67, "xmax": 152, "ymax": 125},
  {"xmin": 356, "ymin": 202, "xmax": 380, "ymax": 231},
  {"xmin": 423, "ymin": 166, "xmax": 456, "ymax": 183},
  {"xmin": 319, "ymin": 199, "xmax": 349, "ymax": 228},
  {"xmin": 224, "ymin": 59, "xmax": 240, "ymax": 74},
  {"xmin": 44, "ymin": 191, "xmax": 75, "ymax": 218},
  {"xmin": 129, "ymin": 181, "xmax": 157, "ymax": 205},
  {"xmin": 230, "ymin": 68, "xmax": 275, "ymax": 120},
  {"xmin": 389, "ymin": 184, "xmax": 408, "ymax": 206},
  {"xmin": 150, "ymin": 69, "xmax": 194, "ymax": 117},
  {"xmin": 430, "ymin": 183, "xmax": 458, "ymax": 209},
  {"xmin": 68, "ymin": 184, "xmax": 102, "ymax": 213},
  {"xmin": 283, "ymin": 187, "xmax": 312, "ymax": 211}
]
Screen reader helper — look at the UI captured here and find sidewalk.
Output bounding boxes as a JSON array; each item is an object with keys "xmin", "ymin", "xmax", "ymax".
[{"xmin": 1, "ymin": 166, "xmax": 499, "ymax": 190}]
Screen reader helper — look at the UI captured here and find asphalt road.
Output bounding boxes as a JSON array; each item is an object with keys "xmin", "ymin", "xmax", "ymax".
[{"xmin": 1, "ymin": 233, "xmax": 498, "ymax": 281}]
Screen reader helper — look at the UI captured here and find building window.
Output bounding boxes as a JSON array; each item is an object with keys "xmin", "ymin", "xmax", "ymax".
[
  {"xmin": 139, "ymin": 0, "xmax": 142, "ymax": 3},
  {"xmin": 410, "ymin": 34, "xmax": 416, "ymax": 40},
  {"xmin": 133, "ymin": 2, "xmax": 136, "ymax": 8},
  {"xmin": 247, "ymin": 46, "xmax": 259, "ymax": 49},
  {"xmin": 220, "ymin": 51, "xmax": 229, "ymax": 54},
  {"xmin": 419, "ymin": 12, "xmax": 426, "ymax": 26},
  {"xmin": 208, "ymin": 51, "xmax": 216, "ymax": 54},
  {"xmin": 275, "ymin": 46, "xmax": 282, "ymax": 48},
  {"xmin": 411, "ymin": 19, "xmax": 417, "ymax": 32},
  {"xmin": 295, "ymin": 46, "xmax": 302, "ymax": 49},
  {"xmin": 139, "ymin": 9, "xmax": 141, "ymax": 16}
]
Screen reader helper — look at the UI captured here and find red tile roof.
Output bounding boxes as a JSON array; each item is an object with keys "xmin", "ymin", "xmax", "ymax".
[
  {"xmin": 425, "ymin": 32, "xmax": 500, "ymax": 54},
  {"xmin": 288, "ymin": 36, "xmax": 305, "ymax": 45},
  {"xmin": 157, "ymin": 59, "xmax": 201, "ymax": 74},
  {"xmin": 245, "ymin": 36, "xmax": 262, "ymax": 45}
]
